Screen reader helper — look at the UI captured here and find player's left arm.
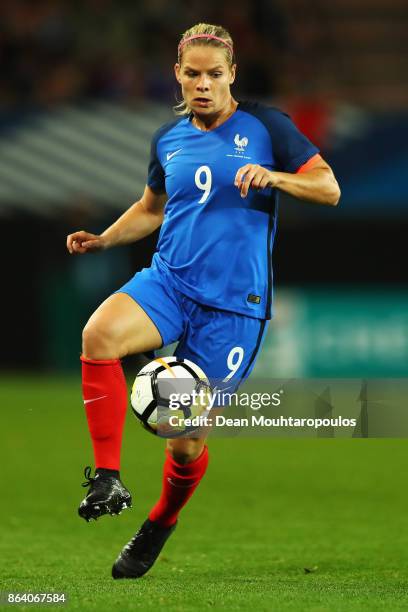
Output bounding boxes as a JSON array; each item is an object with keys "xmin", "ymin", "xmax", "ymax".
[{"xmin": 235, "ymin": 154, "xmax": 341, "ymax": 206}]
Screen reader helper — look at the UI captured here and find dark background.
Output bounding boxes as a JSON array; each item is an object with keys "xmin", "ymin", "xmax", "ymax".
[{"xmin": 0, "ymin": 0, "xmax": 407, "ymax": 374}]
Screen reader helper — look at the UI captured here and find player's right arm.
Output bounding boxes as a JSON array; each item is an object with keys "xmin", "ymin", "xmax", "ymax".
[{"xmin": 66, "ymin": 185, "xmax": 167, "ymax": 255}]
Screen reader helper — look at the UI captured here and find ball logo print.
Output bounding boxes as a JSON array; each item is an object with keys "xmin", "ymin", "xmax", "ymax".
[{"xmin": 131, "ymin": 357, "xmax": 212, "ymax": 437}]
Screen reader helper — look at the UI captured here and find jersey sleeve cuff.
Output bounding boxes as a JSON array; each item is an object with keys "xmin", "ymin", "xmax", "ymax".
[
  {"xmin": 295, "ymin": 153, "xmax": 322, "ymax": 174},
  {"xmin": 284, "ymin": 148, "xmax": 320, "ymax": 173},
  {"xmin": 147, "ymin": 180, "xmax": 166, "ymax": 194}
]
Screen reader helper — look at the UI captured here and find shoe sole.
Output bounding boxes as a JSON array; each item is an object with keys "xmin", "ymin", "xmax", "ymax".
[
  {"xmin": 78, "ymin": 498, "xmax": 132, "ymax": 522},
  {"xmin": 111, "ymin": 561, "xmax": 147, "ymax": 579}
]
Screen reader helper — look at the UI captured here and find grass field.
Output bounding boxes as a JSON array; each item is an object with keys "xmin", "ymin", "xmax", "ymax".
[{"xmin": 1, "ymin": 375, "xmax": 408, "ymax": 611}]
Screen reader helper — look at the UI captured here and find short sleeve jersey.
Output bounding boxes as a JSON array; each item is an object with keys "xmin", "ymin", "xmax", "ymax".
[{"xmin": 147, "ymin": 101, "xmax": 319, "ymax": 319}]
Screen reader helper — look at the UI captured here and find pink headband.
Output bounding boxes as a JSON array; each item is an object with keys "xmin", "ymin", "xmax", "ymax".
[{"xmin": 178, "ymin": 34, "xmax": 234, "ymax": 59}]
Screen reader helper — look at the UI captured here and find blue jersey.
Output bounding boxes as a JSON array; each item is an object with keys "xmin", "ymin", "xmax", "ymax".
[{"xmin": 147, "ymin": 101, "xmax": 319, "ymax": 319}]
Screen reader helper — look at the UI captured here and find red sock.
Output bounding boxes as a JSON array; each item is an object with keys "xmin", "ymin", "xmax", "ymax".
[
  {"xmin": 149, "ymin": 446, "xmax": 209, "ymax": 527},
  {"xmin": 81, "ymin": 356, "xmax": 128, "ymax": 471}
]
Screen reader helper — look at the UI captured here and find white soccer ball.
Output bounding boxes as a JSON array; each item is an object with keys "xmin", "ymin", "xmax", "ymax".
[{"xmin": 130, "ymin": 357, "xmax": 212, "ymax": 437}]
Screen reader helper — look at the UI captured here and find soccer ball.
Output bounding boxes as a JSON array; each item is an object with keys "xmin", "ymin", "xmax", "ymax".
[{"xmin": 131, "ymin": 357, "xmax": 212, "ymax": 437}]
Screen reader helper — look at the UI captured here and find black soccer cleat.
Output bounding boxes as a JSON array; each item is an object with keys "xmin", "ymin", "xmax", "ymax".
[
  {"xmin": 112, "ymin": 518, "xmax": 177, "ymax": 579},
  {"xmin": 78, "ymin": 466, "xmax": 132, "ymax": 522}
]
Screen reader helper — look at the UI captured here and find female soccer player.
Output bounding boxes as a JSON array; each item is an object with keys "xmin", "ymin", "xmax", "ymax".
[{"xmin": 66, "ymin": 23, "xmax": 340, "ymax": 579}]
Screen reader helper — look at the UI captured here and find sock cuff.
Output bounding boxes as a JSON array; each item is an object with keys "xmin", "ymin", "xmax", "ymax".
[
  {"xmin": 81, "ymin": 355, "xmax": 121, "ymax": 366},
  {"xmin": 96, "ymin": 467, "xmax": 120, "ymax": 478},
  {"xmin": 165, "ymin": 445, "xmax": 209, "ymax": 477}
]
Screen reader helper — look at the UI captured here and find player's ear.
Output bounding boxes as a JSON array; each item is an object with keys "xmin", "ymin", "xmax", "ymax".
[
  {"xmin": 174, "ymin": 63, "xmax": 182, "ymax": 84},
  {"xmin": 229, "ymin": 64, "xmax": 236, "ymax": 85}
]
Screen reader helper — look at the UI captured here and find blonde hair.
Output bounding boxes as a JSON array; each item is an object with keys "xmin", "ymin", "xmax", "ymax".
[{"xmin": 174, "ymin": 23, "xmax": 235, "ymax": 116}]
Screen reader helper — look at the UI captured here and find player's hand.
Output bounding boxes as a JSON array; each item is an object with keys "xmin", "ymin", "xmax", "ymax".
[
  {"xmin": 66, "ymin": 230, "xmax": 108, "ymax": 255},
  {"xmin": 234, "ymin": 164, "xmax": 277, "ymax": 198}
]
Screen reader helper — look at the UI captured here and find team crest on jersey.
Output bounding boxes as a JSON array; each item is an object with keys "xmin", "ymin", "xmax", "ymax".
[
  {"xmin": 234, "ymin": 134, "xmax": 249, "ymax": 154},
  {"xmin": 226, "ymin": 134, "xmax": 251, "ymax": 160}
]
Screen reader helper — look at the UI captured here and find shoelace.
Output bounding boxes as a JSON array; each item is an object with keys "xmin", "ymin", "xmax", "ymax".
[{"xmin": 82, "ymin": 465, "xmax": 95, "ymax": 488}]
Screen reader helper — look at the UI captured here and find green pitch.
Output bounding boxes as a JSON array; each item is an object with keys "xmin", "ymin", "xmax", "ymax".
[{"xmin": 1, "ymin": 376, "xmax": 408, "ymax": 611}]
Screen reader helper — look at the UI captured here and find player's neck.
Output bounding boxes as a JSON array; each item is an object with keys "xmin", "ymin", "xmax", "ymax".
[{"xmin": 192, "ymin": 98, "xmax": 238, "ymax": 132}]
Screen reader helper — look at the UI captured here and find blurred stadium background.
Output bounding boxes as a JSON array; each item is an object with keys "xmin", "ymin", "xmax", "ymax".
[
  {"xmin": 1, "ymin": 0, "xmax": 407, "ymax": 377},
  {"xmin": 2, "ymin": 2, "xmax": 408, "ymax": 608}
]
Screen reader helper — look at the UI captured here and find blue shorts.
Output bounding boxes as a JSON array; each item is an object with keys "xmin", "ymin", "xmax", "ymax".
[{"xmin": 116, "ymin": 258, "xmax": 269, "ymax": 390}]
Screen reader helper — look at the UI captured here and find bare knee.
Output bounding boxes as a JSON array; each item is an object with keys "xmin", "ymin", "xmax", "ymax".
[
  {"xmin": 167, "ymin": 438, "xmax": 205, "ymax": 464},
  {"xmin": 82, "ymin": 321, "xmax": 122, "ymax": 360}
]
